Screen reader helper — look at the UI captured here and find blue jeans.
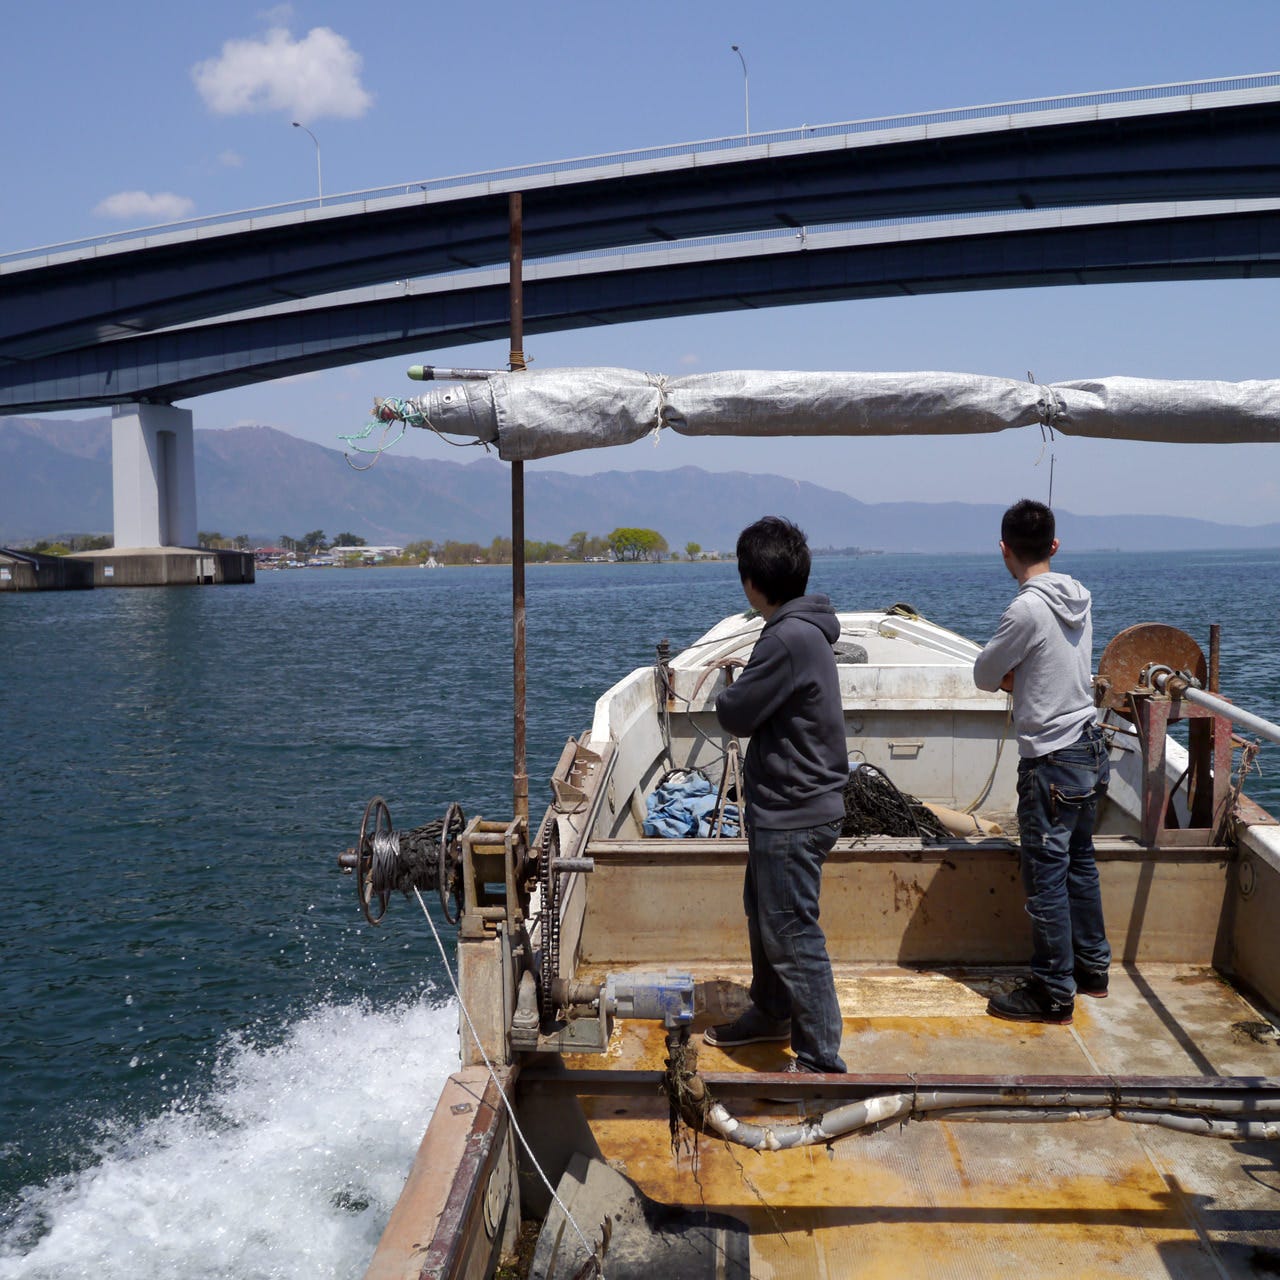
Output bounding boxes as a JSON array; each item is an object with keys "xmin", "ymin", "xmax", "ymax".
[
  {"xmin": 1016, "ymin": 725, "xmax": 1112, "ymax": 1003},
  {"xmin": 744, "ymin": 819, "xmax": 846, "ymax": 1072}
]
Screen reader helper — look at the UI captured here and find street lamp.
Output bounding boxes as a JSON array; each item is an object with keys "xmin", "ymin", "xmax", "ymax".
[
  {"xmin": 292, "ymin": 121, "xmax": 323, "ymax": 207},
  {"xmin": 730, "ymin": 44, "xmax": 750, "ymax": 137}
]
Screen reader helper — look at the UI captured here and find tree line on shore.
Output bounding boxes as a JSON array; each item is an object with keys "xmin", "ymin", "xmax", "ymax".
[
  {"xmin": 17, "ymin": 527, "xmax": 719, "ymax": 564},
  {"xmin": 205, "ymin": 527, "xmax": 715, "ymax": 564}
]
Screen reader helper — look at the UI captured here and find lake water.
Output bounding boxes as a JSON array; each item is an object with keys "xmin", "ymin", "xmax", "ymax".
[{"xmin": 2, "ymin": 551, "xmax": 1278, "ymax": 1278}]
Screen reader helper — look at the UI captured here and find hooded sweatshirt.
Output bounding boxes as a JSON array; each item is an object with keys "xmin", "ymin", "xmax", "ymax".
[
  {"xmin": 715, "ymin": 594, "xmax": 848, "ymax": 828},
  {"xmin": 973, "ymin": 571, "xmax": 1096, "ymax": 757}
]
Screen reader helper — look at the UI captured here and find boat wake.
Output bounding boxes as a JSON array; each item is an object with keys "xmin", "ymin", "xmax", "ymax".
[{"xmin": 0, "ymin": 996, "xmax": 458, "ymax": 1280}]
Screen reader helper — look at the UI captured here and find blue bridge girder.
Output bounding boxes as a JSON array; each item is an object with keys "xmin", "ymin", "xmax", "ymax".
[
  {"xmin": 4, "ymin": 78, "xmax": 1280, "ymax": 413},
  {"xmin": 4, "ymin": 200, "xmax": 1280, "ymax": 414}
]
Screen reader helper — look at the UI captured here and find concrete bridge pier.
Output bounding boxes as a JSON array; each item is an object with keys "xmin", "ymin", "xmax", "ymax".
[
  {"xmin": 55, "ymin": 401, "xmax": 254, "ymax": 587},
  {"xmin": 112, "ymin": 401, "xmax": 197, "ymax": 549}
]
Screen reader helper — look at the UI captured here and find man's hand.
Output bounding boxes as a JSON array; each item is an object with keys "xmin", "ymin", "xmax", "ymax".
[{"xmin": 999, "ymin": 671, "xmax": 1015, "ymax": 693}]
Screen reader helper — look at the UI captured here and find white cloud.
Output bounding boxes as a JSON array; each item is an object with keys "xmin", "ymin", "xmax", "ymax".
[
  {"xmin": 218, "ymin": 150, "xmax": 244, "ymax": 168},
  {"xmin": 678, "ymin": 353, "xmax": 701, "ymax": 367},
  {"xmin": 93, "ymin": 191, "xmax": 196, "ymax": 222},
  {"xmin": 191, "ymin": 26, "xmax": 372, "ymax": 120}
]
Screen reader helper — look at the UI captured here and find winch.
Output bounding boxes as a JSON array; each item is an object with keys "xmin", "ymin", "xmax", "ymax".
[
  {"xmin": 1094, "ymin": 622, "xmax": 1280, "ymax": 845},
  {"xmin": 336, "ymin": 744, "xmax": 693, "ymax": 1058}
]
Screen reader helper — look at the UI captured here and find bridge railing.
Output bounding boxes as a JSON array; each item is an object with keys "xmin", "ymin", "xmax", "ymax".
[{"xmin": 4, "ymin": 72, "xmax": 1279, "ymax": 270}]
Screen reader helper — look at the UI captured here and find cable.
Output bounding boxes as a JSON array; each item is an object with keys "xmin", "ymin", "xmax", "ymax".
[
  {"xmin": 411, "ymin": 887, "xmax": 605, "ymax": 1278},
  {"xmin": 961, "ymin": 695, "xmax": 1012, "ymax": 814}
]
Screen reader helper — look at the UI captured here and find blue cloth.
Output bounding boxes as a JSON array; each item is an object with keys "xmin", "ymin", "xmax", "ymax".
[
  {"xmin": 745, "ymin": 819, "xmax": 846, "ymax": 1072},
  {"xmin": 1016, "ymin": 725, "xmax": 1112, "ymax": 1003},
  {"xmin": 643, "ymin": 771, "xmax": 740, "ymax": 838}
]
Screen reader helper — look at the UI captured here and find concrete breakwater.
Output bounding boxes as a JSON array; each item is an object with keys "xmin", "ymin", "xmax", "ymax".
[{"xmin": 0, "ymin": 546, "xmax": 254, "ymax": 590}]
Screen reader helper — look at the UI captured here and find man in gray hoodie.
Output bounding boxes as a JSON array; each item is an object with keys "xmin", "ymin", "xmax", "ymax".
[
  {"xmin": 974, "ymin": 499, "xmax": 1111, "ymax": 1024},
  {"xmin": 704, "ymin": 517, "xmax": 848, "ymax": 1073}
]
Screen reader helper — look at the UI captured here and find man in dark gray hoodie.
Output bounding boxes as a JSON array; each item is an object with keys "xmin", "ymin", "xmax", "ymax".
[
  {"xmin": 704, "ymin": 517, "xmax": 848, "ymax": 1073},
  {"xmin": 974, "ymin": 499, "xmax": 1111, "ymax": 1025}
]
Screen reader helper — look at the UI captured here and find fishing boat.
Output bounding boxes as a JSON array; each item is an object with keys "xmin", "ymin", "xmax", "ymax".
[{"xmin": 337, "ymin": 366, "xmax": 1280, "ymax": 1279}]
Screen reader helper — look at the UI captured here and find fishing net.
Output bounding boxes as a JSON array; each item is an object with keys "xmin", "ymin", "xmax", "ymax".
[{"xmin": 841, "ymin": 764, "xmax": 947, "ymax": 841}]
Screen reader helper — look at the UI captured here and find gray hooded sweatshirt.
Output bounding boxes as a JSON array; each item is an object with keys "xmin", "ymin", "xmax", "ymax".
[
  {"xmin": 973, "ymin": 571, "xmax": 1096, "ymax": 758},
  {"xmin": 715, "ymin": 594, "xmax": 848, "ymax": 828}
]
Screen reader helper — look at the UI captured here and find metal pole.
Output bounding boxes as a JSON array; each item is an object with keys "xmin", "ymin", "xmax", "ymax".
[
  {"xmin": 1153, "ymin": 671, "xmax": 1280, "ymax": 746},
  {"xmin": 731, "ymin": 45, "xmax": 750, "ymax": 136},
  {"xmin": 509, "ymin": 193, "xmax": 529, "ymax": 824},
  {"xmin": 292, "ymin": 122, "xmax": 323, "ymax": 206}
]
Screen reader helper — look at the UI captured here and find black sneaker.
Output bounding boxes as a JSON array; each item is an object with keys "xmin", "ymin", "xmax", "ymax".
[
  {"xmin": 1074, "ymin": 967, "xmax": 1109, "ymax": 999},
  {"xmin": 987, "ymin": 980, "xmax": 1074, "ymax": 1025},
  {"xmin": 704, "ymin": 1006, "xmax": 791, "ymax": 1047}
]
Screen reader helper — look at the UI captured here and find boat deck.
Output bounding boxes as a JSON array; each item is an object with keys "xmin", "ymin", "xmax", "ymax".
[{"xmin": 564, "ymin": 963, "xmax": 1280, "ymax": 1278}]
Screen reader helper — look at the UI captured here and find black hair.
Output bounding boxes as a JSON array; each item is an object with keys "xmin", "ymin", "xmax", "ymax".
[
  {"xmin": 736, "ymin": 516, "xmax": 810, "ymax": 604},
  {"xmin": 1001, "ymin": 498, "xmax": 1055, "ymax": 562}
]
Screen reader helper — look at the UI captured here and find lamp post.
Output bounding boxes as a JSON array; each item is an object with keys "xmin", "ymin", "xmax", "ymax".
[
  {"xmin": 730, "ymin": 44, "xmax": 750, "ymax": 137},
  {"xmin": 291, "ymin": 121, "xmax": 323, "ymax": 207}
]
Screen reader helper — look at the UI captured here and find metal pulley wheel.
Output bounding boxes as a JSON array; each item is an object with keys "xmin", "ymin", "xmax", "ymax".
[
  {"xmin": 439, "ymin": 802, "xmax": 466, "ymax": 925},
  {"xmin": 356, "ymin": 795, "xmax": 394, "ymax": 925},
  {"xmin": 1095, "ymin": 624, "xmax": 1207, "ymax": 720}
]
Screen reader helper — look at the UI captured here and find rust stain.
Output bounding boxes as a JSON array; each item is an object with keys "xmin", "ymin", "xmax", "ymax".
[
  {"xmin": 890, "ymin": 871, "xmax": 928, "ymax": 919},
  {"xmin": 583, "ymin": 1102, "xmax": 1199, "ymax": 1278},
  {"xmin": 553, "ymin": 962, "xmax": 1280, "ymax": 1275},
  {"xmin": 939, "ymin": 1122, "xmax": 973, "ymax": 1190}
]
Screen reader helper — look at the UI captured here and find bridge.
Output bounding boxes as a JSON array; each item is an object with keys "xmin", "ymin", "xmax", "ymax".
[{"xmin": 4, "ymin": 74, "xmax": 1280, "ymax": 549}]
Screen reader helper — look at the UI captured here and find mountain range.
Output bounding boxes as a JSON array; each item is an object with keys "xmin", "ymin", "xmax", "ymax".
[{"xmin": 3, "ymin": 415, "xmax": 1278, "ymax": 553}]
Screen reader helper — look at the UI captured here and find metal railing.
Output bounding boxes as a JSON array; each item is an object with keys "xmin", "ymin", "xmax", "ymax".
[{"xmin": 4, "ymin": 72, "xmax": 1279, "ymax": 269}]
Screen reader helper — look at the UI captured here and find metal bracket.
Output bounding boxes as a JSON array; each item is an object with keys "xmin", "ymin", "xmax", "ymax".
[
  {"xmin": 549, "ymin": 739, "xmax": 606, "ymax": 813},
  {"xmin": 459, "ymin": 815, "xmax": 529, "ymax": 939},
  {"xmin": 534, "ymin": 1004, "xmax": 613, "ymax": 1053}
]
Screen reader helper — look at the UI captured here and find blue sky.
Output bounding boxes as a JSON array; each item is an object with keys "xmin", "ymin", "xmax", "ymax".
[{"xmin": 4, "ymin": 1, "xmax": 1280, "ymax": 524}]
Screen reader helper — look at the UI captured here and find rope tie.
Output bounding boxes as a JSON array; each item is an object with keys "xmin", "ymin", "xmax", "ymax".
[
  {"xmin": 1027, "ymin": 373, "xmax": 1062, "ymax": 480},
  {"xmin": 645, "ymin": 372, "xmax": 670, "ymax": 446},
  {"xmin": 1034, "ymin": 379, "xmax": 1065, "ymax": 432}
]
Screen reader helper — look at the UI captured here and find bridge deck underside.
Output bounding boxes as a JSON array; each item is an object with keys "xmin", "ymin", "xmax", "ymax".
[{"xmin": 6, "ymin": 88, "xmax": 1280, "ymax": 412}]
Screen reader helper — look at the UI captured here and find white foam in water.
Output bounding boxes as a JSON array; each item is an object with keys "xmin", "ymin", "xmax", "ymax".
[{"xmin": 0, "ymin": 997, "xmax": 459, "ymax": 1280}]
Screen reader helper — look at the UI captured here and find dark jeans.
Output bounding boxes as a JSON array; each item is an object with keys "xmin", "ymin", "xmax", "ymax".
[
  {"xmin": 744, "ymin": 818, "xmax": 846, "ymax": 1072},
  {"xmin": 1016, "ymin": 724, "xmax": 1112, "ymax": 1003}
]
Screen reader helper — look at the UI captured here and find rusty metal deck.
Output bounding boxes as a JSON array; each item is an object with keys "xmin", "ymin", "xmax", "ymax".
[{"xmin": 564, "ymin": 964, "xmax": 1280, "ymax": 1278}]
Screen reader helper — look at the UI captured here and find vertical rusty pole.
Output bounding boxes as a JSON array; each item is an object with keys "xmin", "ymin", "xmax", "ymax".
[
  {"xmin": 509, "ymin": 193, "xmax": 529, "ymax": 825},
  {"xmin": 1208, "ymin": 624, "xmax": 1221, "ymax": 694}
]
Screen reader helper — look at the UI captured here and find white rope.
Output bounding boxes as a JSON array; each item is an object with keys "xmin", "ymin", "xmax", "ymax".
[
  {"xmin": 411, "ymin": 887, "xmax": 606, "ymax": 1278},
  {"xmin": 961, "ymin": 695, "xmax": 1012, "ymax": 815},
  {"xmin": 645, "ymin": 372, "xmax": 669, "ymax": 446}
]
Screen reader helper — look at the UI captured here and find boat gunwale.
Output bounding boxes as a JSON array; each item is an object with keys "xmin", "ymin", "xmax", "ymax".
[{"xmin": 579, "ymin": 834, "xmax": 1234, "ymax": 862}]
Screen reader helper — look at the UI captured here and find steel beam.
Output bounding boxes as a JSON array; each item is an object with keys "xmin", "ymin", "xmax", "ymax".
[
  {"xmin": 5, "ymin": 96, "xmax": 1280, "ymax": 363},
  {"xmin": 5, "ymin": 203, "xmax": 1280, "ymax": 414}
]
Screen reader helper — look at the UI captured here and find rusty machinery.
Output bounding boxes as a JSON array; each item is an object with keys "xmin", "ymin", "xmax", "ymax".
[
  {"xmin": 336, "ymin": 742, "xmax": 694, "ymax": 1055},
  {"xmin": 1095, "ymin": 623, "xmax": 1280, "ymax": 846},
  {"xmin": 337, "ymin": 796, "xmax": 533, "ymax": 936}
]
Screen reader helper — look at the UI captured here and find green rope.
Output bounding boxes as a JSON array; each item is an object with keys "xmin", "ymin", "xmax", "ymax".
[{"xmin": 338, "ymin": 405, "xmax": 408, "ymax": 457}]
